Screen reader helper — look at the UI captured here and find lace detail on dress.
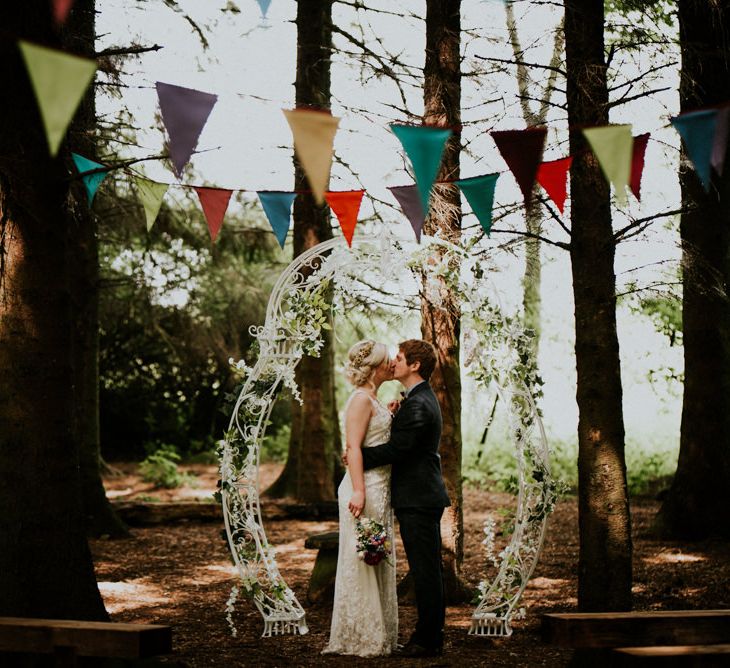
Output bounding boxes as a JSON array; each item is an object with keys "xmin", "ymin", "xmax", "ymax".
[{"xmin": 322, "ymin": 390, "xmax": 398, "ymax": 657}]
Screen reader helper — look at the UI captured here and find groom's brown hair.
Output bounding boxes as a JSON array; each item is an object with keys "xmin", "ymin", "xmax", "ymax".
[{"xmin": 399, "ymin": 339, "xmax": 437, "ymax": 381}]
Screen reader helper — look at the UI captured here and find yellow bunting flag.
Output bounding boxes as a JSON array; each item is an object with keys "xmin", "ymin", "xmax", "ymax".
[
  {"xmin": 582, "ymin": 124, "xmax": 634, "ymax": 205},
  {"xmin": 283, "ymin": 109, "xmax": 340, "ymax": 205},
  {"xmin": 18, "ymin": 41, "xmax": 96, "ymax": 156},
  {"xmin": 134, "ymin": 178, "xmax": 169, "ymax": 232}
]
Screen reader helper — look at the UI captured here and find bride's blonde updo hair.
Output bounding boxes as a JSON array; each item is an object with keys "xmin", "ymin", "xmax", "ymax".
[{"xmin": 345, "ymin": 340, "xmax": 388, "ymax": 387}]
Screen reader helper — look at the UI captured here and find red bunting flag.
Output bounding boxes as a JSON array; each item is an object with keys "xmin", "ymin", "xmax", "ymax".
[
  {"xmin": 325, "ymin": 190, "xmax": 364, "ymax": 246},
  {"xmin": 53, "ymin": 0, "xmax": 75, "ymax": 24},
  {"xmin": 195, "ymin": 187, "xmax": 232, "ymax": 242},
  {"xmin": 630, "ymin": 133, "xmax": 650, "ymax": 201},
  {"xmin": 491, "ymin": 127, "xmax": 548, "ymax": 209},
  {"xmin": 537, "ymin": 156, "xmax": 572, "ymax": 213}
]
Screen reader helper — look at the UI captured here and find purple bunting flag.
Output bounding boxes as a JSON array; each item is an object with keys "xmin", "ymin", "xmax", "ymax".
[
  {"xmin": 156, "ymin": 82, "xmax": 218, "ymax": 178},
  {"xmin": 389, "ymin": 184, "xmax": 425, "ymax": 243}
]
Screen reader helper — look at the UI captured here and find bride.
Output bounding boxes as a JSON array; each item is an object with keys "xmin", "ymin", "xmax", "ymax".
[{"xmin": 322, "ymin": 340, "xmax": 398, "ymax": 657}]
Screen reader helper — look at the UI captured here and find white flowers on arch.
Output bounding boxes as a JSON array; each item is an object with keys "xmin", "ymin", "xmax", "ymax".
[{"xmin": 219, "ymin": 232, "xmax": 558, "ymax": 638}]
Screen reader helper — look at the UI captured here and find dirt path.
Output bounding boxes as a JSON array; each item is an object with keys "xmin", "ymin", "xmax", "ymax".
[{"xmin": 92, "ymin": 464, "xmax": 730, "ymax": 666}]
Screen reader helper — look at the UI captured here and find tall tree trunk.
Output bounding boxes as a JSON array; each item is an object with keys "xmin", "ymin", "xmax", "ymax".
[
  {"xmin": 505, "ymin": 4, "xmax": 564, "ymax": 358},
  {"xmin": 266, "ymin": 0, "xmax": 342, "ymax": 502},
  {"xmin": 65, "ymin": 0, "xmax": 128, "ymax": 538},
  {"xmin": 0, "ymin": 1, "xmax": 107, "ymax": 619},
  {"xmin": 422, "ymin": 0, "xmax": 468, "ymax": 603},
  {"xmin": 564, "ymin": 0, "xmax": 632, "ymax": 611},
  {"xmin": 655, "ymin": 0, "xmax": 730, "ymax": 539}
]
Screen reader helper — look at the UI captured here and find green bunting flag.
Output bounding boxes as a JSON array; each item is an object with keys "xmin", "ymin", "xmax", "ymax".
[
  {"xmin": 19, "ymin": 41, "xmax": 96, "ymax": 156},
  {"xmin": 582, "ymin": 124, "xmax": 633, "ymax": 205},
  {"xmin": 390, "ymin": 124, "xmax": 452, "ymax": 215},
  {"xmin": 455, "ymin": 173, "xmax": 499, "ymax": 236},
  {"xmin": 71, "ymin": 153, "xmax": 108, "ymax": 205},
  {"xmin": 134, "ymin": 178, "xmax": 169, "ymax": 231}
]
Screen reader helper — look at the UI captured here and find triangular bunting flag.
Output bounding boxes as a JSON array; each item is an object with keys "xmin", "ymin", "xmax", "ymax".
[
  {"xmin": 455, "ymin": 173, "xmax": 499, "ymax": 236},
  {"xmin": 582, "ymin": 124, "xmax": 634, "ymax": 204},
  {"xmin": 670, "ymin": 110, "xmax": 717, "ymax": 191},
  {"xmin": 711, "ymin": 107, "xmax": 730, "ymax": 177},
  {"xmin": 134, "ymin": 177, "xmax": 169, "ymax": 232},
  {"xmin": 390, "ymin": 124, "xmax": 451, "ymax": 215},
  {"xmin": 537, "ymin": 156, "xmax": 572, "ymax": 213},
  {"xmin": 195, "ymin": 187, "xmax": 233, "ymax": 242},
  {"xmin": 283, "ymin": 109, "xmax": 340, "ymax": 205},
  {"xmin": 630, "ymin": 133, "xmax": 650, "ymax": 201},
  {"xmin": 389, "ymin": 185, "xmax": 425, "ymax": 242},
  {"xmin": 19, "ymin": 41, "xmax": 96, "ymax": 156},
  {"xmin": 325, "ymin": 190, "xmax": 364, "ymax": 246},
  {"xmin": 156, "ymin": 82, "xmax": 218, "ymax": 178},
  {"xmin": 258, "ymin": 191, "xmax": 297, "ymax": 249},
  {"xmin": 53, "ymin": 0, "xmax": 75, "ymax": 24},
  {"xmin": 490, "ymin": 127, "xmax": 547, "ymax": 209},
  {"xmin": 71, "ymin": 153, "xmax": 108, "ymax": 205},
  {"xmin": 256, "ymin": 0, "xmax": 272, "ymax": 18}
]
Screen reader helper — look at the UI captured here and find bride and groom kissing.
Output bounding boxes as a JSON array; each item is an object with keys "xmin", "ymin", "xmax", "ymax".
[{"xmin": 323, "ymin": 339, "xmax": 451, "ymax": 658}]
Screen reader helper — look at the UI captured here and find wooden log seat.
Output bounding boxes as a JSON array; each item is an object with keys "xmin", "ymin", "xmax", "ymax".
[
  {"xmin": 0, "ymin": 617, "xmax": 172, "ymax": 665},
  {"xmin": 304, "ymin": 530, "xmax": 339, "ymax": 604}
]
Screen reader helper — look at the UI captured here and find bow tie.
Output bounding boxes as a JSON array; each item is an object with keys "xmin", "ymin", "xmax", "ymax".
[{"xmin": 400, "ymin": 391, "xmax": 408, "ymax": 399}]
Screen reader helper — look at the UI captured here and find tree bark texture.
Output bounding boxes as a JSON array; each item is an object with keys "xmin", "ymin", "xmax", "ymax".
[
  {"xmin": 564, "ymin": 0, "xmax": 632, "ymax": 611},
  {"xmin": 65, "ymin": 0, "xmax": 128, "ymax": 539},
  {"xmin": 266, "ymin": 0, "xmax": 342, "ymax": 502},
  {"xmin": 422, "ymin": 0, "xmax": 468, "ymax": 603},
  {"xmin": 0, "ymin": 1, "xmax": 108, "ymax": 619},
  {"xmin": 655, "ymin": 0, "xmax": 730, "ymax": 539}
]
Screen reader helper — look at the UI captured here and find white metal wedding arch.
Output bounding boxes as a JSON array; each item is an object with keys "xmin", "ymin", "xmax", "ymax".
[{"xmin": 219, "ymin": 232, "xmax": 557, "ymax": 638}]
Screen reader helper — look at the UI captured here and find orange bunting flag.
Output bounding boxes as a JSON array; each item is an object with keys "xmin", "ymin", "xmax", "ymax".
[
  {"xmin": 325, "ymin": 190, "xmax": 364, "ymax": 246},
  {"xmin": 194, "ymin": 187, "xmax": 232, "ymax": 242},
  {"xmin": 536, "ymin": 156, "xmax": 573, "ymax": 213}
]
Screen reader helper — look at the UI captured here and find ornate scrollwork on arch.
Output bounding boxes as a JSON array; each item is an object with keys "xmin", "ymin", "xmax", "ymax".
[{"xmin": 220, "ymin": 233, "xmax": 557, "ymax": 638}]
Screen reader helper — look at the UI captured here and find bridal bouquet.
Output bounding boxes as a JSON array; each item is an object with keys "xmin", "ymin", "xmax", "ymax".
[{"xmin": 355, "ymin": 517, "xmax": 391, "ymax": 566}]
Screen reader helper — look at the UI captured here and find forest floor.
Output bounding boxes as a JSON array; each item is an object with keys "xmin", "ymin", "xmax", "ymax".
[{"xmin": 92, "ymin": 462, "xmax": 730, "ymax": 667}]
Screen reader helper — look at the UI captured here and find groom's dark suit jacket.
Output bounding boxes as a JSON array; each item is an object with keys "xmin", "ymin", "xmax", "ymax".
[{"xmin": 362, "ymin": 382, "xmax": 450, "ymax": 509}]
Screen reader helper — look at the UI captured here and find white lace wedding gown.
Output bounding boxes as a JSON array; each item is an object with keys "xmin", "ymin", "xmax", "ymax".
[{"xmin": 322, "ymin": 390, "xmax": 398, "ymax": 657}]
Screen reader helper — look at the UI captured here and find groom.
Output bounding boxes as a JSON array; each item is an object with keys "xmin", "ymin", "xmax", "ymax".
[{"xmin": 361, "ymin": 339, "xmax": 451, "ymax": 658}]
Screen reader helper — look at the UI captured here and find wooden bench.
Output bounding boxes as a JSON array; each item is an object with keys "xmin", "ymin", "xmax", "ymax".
[
  {"xmin": 542, "ymin": 610, "xmax": 730, "ymax": 666},
  {"xmin": 304, "ymin": 531, "xmax": 339, "ymax": 604},
  {"xmin": 0, "ymin": 617, "xmax": 172, "ymax": 665}
]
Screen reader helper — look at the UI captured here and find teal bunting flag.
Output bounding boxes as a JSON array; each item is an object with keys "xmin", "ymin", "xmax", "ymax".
[
  {"xmin": 256, "ymin": 0, "xmax": 272, "ymax": 18},
  {"xmin": 71, "ymin": 153, "xmax": 108, "ymax": 205},
  {"xmin": 257, "ymin": 191, "xmax": 296, "ymax": 249},
  {"xmin": 455, "ymin": 173, "xmax": 499, "ymax": 237},
  {"xmin": 671, "ymin": 109, "xmax": 718, "ymax": 191},
  {"xmin": 390, "ymin": 124, "xmax": 452, "ymax": 215}
]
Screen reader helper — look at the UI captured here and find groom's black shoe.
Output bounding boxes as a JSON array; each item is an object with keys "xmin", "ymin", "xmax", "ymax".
[{"xmin": 394, "ymin": 642, "xmax": 443, "ymax": 658}]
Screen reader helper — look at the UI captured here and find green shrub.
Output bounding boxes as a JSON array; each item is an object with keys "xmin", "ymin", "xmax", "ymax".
[{"xmin": 139, "ymin": 444, "xmax": 193, "ymax": 489}]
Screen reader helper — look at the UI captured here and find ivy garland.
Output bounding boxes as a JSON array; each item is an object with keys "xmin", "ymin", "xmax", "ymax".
[{"xmin": 219, "ymin": 233, "xmax": 561, "ymax": 638}]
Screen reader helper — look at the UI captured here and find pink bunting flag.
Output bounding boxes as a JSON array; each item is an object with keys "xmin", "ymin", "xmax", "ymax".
[
  {"xmin": 156, "ymin": 82, "xmax": 218, "ymax": 178},
  {"xmin": 630, "ymin": 133, "xmax": 650, "ymax": 201},
  {"xmin": 491, "ymin": 127, "xmax": 548, "ymax": 209},
  {"xmin": 53, "ymin": 0, "xmax": 75, "ymax": 24},
  {"xmin": 195, "ymin": 187, "xmax": 232, "ymax": 242},
  {"xmin": 536, "ymin": 156, "xmax": 572, "ymax": 213},
  {"xmin": 325, "ymin": 190, "xmax": 364, "ymax": 246}
]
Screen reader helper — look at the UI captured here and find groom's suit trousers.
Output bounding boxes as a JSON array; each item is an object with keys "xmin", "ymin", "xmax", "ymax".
[{"xmin": 396, "ymin": 506, "xmax": 445, "ymax": 648}]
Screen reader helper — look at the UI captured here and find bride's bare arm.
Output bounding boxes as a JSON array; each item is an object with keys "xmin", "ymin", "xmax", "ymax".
[{"xmin": 345, "ymin": 393, "xmax": 372, "ymax": 518}]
